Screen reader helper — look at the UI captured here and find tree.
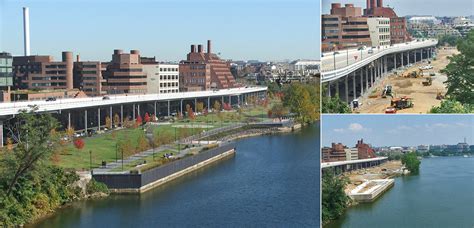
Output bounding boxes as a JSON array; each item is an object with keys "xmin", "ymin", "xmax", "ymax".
[
  {"xmin": 430, "ymin": 99, "xmax": 473, "ymax": 113},
  {"xmin": 151, "ymin": 114, "xmax": 157, "ymax": 122},
  {"xmin": 1, "ymin": 109, "xmax": 60, "ymax": 196},
  {"xmin": 187, "ymin": 105, "xmax": 195, "ymax": 120},
  {"xmin": 401, "ymin": 152, "xmax": 421, "ymax": 174},
  {"xmin": 144, "ymin": 113, "xmax": 151, "ymax": 123},
  {"xmin": 322, "ymin": 94, "xmax": 351, "ymax": 114},
  {"xmin": 203, "ymin": 108, "xmax": 209, "ymax": 116},
  {"xmin": 5, "ymin": 137, "xmax": 13, "ymax": 151},
  {"xmin": 322, "ymin": 171, "xmax": 350, "ymax": 223},
  {"xmin": 73, "ymin": 138, "xmax": 85, "ymax": 150},
  {"xmin": 441, "ymin": 30, "xmax": 474, "ymax": 106},
  {"xmin": 65, "ymin": 127, "xmax": 75, "ymax": 139},
  {"xmin": 105, "ymin": 116, "xmax": 112, "ymax": 129},
  {"xmin": 113, "ymin": 113, "xmax": 120, "ymax": 127},
  {"xmin": 267, "ymin": 109, "xmax": 273, "ymax": 118},
  {"xmin": 213, "ymin": 100, "xmax": 221, "ymax": 112},
  {"xmin": 271, "ymin": 103, "xmax": 289, "ymax": 120},
  {"xmin": 196, "ymin": 102, "xmax": 204, "ymax": 113},
  {"xmin": 136, "ymin": 132, "xmax": 149, "ymax": 153},
  {"xmin": 136, "ymin": 115, "xmax": 143, "ymax": 126},
  {"xmin": 282, "ymin": 83, "xmax": 319, "ymax": 124}
]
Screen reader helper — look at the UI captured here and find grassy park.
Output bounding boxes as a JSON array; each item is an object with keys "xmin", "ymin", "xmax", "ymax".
[{"xmin": 56, "ymin": 104, "xmax": 274, "ymax": 170}]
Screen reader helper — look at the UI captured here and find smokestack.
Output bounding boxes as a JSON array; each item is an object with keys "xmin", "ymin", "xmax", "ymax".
[
  {"xmin": 377, "ymin": 0, "xmax": 383, "ymax": 7},
  {"xmin": 198, "ymin": 45, "xmax": 203, "ymax": 53},
  {"xmin": 76, "ymin": 55, "xmax": 80, "ymax": 62},
  {"xmin": 23, "ymin": 7, "xmax": 30, "ymax": 56},
  {"xmin": 207, "ymin": 40, "xmax": 212, "ymax": 54},
  {"xmin": 191, "ymin": 45, "xmax": 196, "ymax": 53}
]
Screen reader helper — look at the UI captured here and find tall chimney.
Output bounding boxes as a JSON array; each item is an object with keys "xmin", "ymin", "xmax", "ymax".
[
  {"xmin": 198, "ymin": 45, "xmax": 203, "ymax": 53},
  {"xmin": 76, "ymin": 55, "xmax": 80, "ymax": 62},
  {"xmin": 62, "ymin": 51, "xmax": 73, "ymax": 90},
  {"xmin": 23, "ymin": 7, "xmax": 30, "ymax": 56},
  {"xmin": 207, "ymin": 40, "xmax": 212, "ymax": 54},
  {"xmin": 377, "ymin": 0, "xmax": 383, "ymax": 7},
  {"xmin": 191, "ymin": 45, "xmax": 196, "ymax": 53}
]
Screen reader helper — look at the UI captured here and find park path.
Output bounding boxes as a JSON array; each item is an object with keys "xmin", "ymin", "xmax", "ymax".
[{"xmin": 92, "ymin": 123, "xmax": 245, "ymax": 173}]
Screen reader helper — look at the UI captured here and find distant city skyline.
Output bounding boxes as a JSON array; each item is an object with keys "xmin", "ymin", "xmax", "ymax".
[
  {"xmin": 322, "ymin": 0, "xmax": 474, "ymax": 17},
  {"xmin": 0, "ymin": 0, "xmax": 321, "ymax": 62},
  {"xmin": 322, "ymin": 115, "xmax": 474, "ymax": 147}
]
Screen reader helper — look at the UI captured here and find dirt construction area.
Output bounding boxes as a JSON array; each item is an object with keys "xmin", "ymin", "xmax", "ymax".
[
  {"xmin": 357, "ymin": 48, "xmax": 459, "ymax": 114},
  {"xmin": 343, "ymin": 160, "xmax": 403, "ymax": 193}
]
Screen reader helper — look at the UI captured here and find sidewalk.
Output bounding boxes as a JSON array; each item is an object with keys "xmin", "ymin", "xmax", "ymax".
[{"xmin": 92, "ymin": 123, "xmax": 245, "ymax": 173}]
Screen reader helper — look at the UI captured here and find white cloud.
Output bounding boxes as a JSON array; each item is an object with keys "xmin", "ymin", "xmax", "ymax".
[
  {"xmin": 349, "ymin": 123, "xmax": 369, "ymax": 132},
  {"xmin": 334, "ymin": 128, "xmax": 345, "ymax": 133}
]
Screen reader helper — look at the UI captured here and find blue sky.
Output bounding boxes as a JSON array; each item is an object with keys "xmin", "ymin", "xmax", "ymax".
[
  {"xmin": 0, "ymin": 0, "xmax": 320, "ymax": 62},
  {"xmin": 322, "ymin": 115, "xmax": 474, "ymax": 147},
  {"xmin": 322, "ymin": 0, "xmax": 473, "ymax": 16}
]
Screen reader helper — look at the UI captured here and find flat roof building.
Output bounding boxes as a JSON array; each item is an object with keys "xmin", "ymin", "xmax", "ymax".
[{"xmin": 103, "ymin": 50, "xmax": 147, "ymax": 94}]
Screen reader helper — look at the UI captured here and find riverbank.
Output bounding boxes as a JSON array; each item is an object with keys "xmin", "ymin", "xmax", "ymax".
[
  {"xmin": 30, "ymin": 124, "xmax": 320, "ymax": 228},
  {"xmin": 327, "ymin": 157, "xmax": 474, "ymax": 228}
]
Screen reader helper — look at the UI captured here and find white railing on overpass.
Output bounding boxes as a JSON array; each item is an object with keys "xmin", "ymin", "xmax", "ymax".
[
  {"xmin": 0, "ymin": 86, "xmax": 267, "ymax": 116},
  {"xmin": 321, "ymin": 157, "xmax": 388, "ymax": 169},
  {"xmin": 321, "ymin": 40, "xmax": 438, "ymax": 83}
]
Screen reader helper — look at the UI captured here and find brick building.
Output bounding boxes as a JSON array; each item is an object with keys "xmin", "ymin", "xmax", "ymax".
[
  {"xmin": 355, "ymin": 139, "xmax": 377, "ymax": 159},
  {"xmin": 73, "ymin": 55, "xmax": 106, "ymax": 97},
  {"xmin": 103, "ymin": 50, "xmax": 147, "ymax": 94},
  {"xmin": 322, "ymin": 4, "xmax": 371, "ymax": 51},
  {"xmin": 179, "ymin": 40, "xmax": 236, "ymax": 91},
  {"xmin": 364, "ymin": 0, "xmax": 411, "ymax": 44},
  {"xmin": 12, "ymin": 51, "xmax": 74, "ymax": 90},
  {"xmin": 322, "ymin": 142, "xmax": 348, "ymax": 162}
]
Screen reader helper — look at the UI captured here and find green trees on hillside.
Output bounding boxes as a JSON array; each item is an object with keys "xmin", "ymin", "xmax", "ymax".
[
  {"xmin": 402, "ymin": 153, "xmax": 421, "ymax": 174},
  {"xmin": 322, "ymin": 171, "xmax": 350, "ymax": 224},
  {"xmin": 431, "ymin": 30, "xmax": 474, "ymax": 113},
  {"xmin": 282, "ymin": 82, "xmax": 320, "ymax": 124}
]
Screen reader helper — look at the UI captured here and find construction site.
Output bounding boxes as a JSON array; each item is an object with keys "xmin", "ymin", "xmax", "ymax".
[
  {"xmin": 356, "ymin": 47, "xmax": 458, "ymax": 114},
  {"xmin": 343, "ymin": 160, "xmax": 404, "ymax": 197}
]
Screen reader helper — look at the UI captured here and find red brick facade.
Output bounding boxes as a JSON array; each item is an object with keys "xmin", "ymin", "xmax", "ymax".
[{"xmin": 179, "ymin": 40, "xmax": 236, "ymax": 91}]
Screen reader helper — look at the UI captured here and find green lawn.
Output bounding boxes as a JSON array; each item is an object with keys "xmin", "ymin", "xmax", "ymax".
[{"xmin": 56, "ymin": 102, "xmax": 279, "ymax": 170}]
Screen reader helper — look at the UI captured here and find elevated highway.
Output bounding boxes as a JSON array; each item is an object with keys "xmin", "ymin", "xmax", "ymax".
[
  {"xmin": 321, "ymin": 39, "xmax": 438, "ymax": 103},
  {"xmin": 0, "ymin": 86, "xmax": 267, "ymax": 146}
]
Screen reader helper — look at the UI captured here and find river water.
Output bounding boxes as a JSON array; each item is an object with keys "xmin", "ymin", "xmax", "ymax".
[
  {"xmin": 327, "ymin": 156, "xmax": 474, "ymax": 228},
  {"xmin": 33, "ymin": 124, "xmax": 320, "ymax": 228}
]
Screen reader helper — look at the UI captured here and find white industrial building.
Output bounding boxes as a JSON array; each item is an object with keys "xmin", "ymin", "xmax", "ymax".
[
  {"xmin": 344, "ymin": 148, "xmax": 359, "ymax": 161},
  {"xmin": 289, "ymin": 60, "xmax": 320, "ymax": 74},
  {"xmin": 367, "ymin": 17, "xmax": 391, "ymax": 47},
  {"xmin": 143, "ymin": 63, "xmax": 179, "ymax": 94}
]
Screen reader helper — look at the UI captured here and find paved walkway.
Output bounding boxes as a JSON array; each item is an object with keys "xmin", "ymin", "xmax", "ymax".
[{"xmin": 93, "ymin": 123, "xmax": 245, "ymax": 173}]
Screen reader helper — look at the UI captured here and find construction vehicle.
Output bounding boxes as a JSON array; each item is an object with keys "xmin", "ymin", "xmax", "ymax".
[
  {"xmin": 436, "ymin": 92, "xmax": 445, "ymax": 100},
  {"xmin": 391, "ymin": 96, "xmax": 414, "ymax": 110},
  {"xmin": 381, "ymin": 85, "xmax": 393, "ymax": 98},
  {"xmin": 403, "ymin": 69, "xmax": 423, "ymax": 78},
  {"xmin": 422, "ymin": 77, "xmax": 432, "ymax": 86},
  {"xmin": 385, "ymin": 106, "xmax": 397, "ymax": 114}
]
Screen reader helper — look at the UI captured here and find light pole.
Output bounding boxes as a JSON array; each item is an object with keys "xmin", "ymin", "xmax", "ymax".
[{"xmin": 89, "ymin": 150, "xmax": 92, "ymax": 175}]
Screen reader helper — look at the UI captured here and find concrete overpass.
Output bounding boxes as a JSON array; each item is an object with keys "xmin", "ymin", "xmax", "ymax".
[
  {"xmin": 322, "ymin": 157, "xmax": 388, "ymax": 175},
  {"xmin": 321, "ymin": 39, "xmax": 438, "ymax": 103},
  {"xmin": 0, "ymin": 86, "xmax": 267, "ymax": 146}
]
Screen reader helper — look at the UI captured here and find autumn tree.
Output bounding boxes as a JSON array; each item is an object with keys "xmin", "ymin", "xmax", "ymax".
[
  {"xmin": 105, "ymin": 116, "xmax": 112, "ymax": 129},
  {"xmin": 144, "ymin": 112, "xmax": 151, "ymax": 123},
  {"xmin": 282, "ymin": 83, "xmax": 319, "ymax": 124},
  {"xmin": 196, "ymin": 102, "xmax": 204, "ymax": 113},
  {"xmin": 187, "ymin": 105, "xmax": 195, "ymax": 120},
  {"xmin": 213, "ymin": 100, "xmax": 221, "ymax": 112},
  {"xmin": 66, "ymin": 127, "xmax": 75, "ymax": 140},
  {"xmin": 74, "ymin": 138, "xmax": 85, "ymax": 150},
  {"xmin": 271, "ymin": 103, "xmax": 289, "ymax": 120},
  {"xmin": 113, "ymin": 113, "xmax": 120, "ymax": 127},
  {"xmin": 136, "ymin": 115, "xmax": 143, "ymax": 126}
]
